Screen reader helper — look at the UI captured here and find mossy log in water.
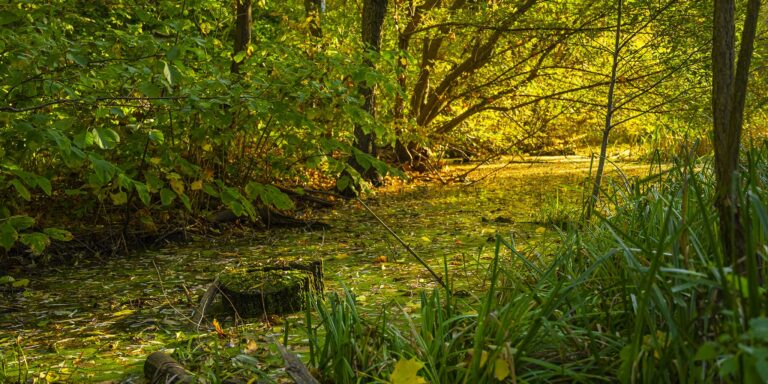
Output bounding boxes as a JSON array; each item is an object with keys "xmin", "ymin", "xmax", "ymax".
[
  {"xmin": 219, "ymin": 261, "xmax": 323, "ymax": 318},
  {"xmin": 144, "ymin": 351, "xmax": 194, "ymax": 384}
]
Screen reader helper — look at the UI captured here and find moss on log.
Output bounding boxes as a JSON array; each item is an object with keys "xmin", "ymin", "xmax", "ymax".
[{"xmin": 218, "ymin": 262, "xmax": 322, "ymax": 318}]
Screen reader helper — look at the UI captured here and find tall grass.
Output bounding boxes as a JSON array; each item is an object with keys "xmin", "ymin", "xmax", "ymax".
[{"xmin": 307, "ymin": 143, "xmax": 768, "ymax": 383}]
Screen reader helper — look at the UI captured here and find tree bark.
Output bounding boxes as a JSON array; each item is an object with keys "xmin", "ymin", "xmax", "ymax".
[
  {"xmin": 144, "ymin": 352, "xmax": 194, "ymax": 384},
  {"xmin": 712, "ymin": 0, "xmax": 761, "ymax": 271},
  {"xmin": 586, "ymin": 0, "xmax": 622, "ymax": 220},
  {"xmin": 231, "ymin": 0, "xmax": 253, "ymax": 74},
  {"xmin": 349, "ymin": 0, "xmax": 388, "ymax": 184}
]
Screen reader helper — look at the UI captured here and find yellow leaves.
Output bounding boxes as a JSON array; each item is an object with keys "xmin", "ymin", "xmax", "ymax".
[
  {"xmin": 199, "ymin": 22, "xmax": 212, "ymax": 35},
  {"xmin": 390, "ymin": 357, "xmax": 426, "ymax": 384},
  {"xmin": 112, "ymin": 309, "xmax": 135, "ymax": 317},
  {"xmin": 479, "ymin": 350, "xmax": 513, "ymax": 381},
  {"xmin": 110, "ymin": 191, "xmax": 128, "ymax": 205},
  {"xmin": 535, "ymin": 226, "xmax": 546, "ymax": 234},
  {"xmin": 245, "ymin": 339, "xmax": 259, "ymax": 354},
  {"xmin": 419, "ymin": 236, "xmax": 431, "ymax": 243},
  {"xmin": 167, "ymin": 173, "xmax": 184, "ymax": 195},
  {"xmin": 494, "ymin": 357, "xmax": 510, "ymax": 381},
  {"xmin": 169, "ymin": 179, "xmax": 184, "ymax": 195},
  {"xmin": 213, "ymin": 318, "xmax": 227, "ymax": 338},
  {"xmin": 191, "ymin": 180, "xmax": 203, "ymax": 191}
]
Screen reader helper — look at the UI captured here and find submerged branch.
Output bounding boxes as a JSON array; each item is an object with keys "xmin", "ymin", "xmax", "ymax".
[{"xmin": 355, "ymin": 197, "xmax": 447, "ymax": 290}]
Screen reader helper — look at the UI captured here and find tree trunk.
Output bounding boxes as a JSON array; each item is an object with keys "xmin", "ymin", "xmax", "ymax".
[
  {"xmin": 231, "ymin": 0, "xmax": 253, "ymax": 74},
  {"xmin": 586, "ymin": 0, "xmax": 622, "ymax": 220},
  {"xmin": 711, "ymin": 0, "xmax": 761, "ymax": 272},
  {"xmin": 305, "ymin": 0, "xmax": 325, "ymax": 38},
  {"xmin": 349, "ymin": 0, "xmax": 387, "ymax": 184}
]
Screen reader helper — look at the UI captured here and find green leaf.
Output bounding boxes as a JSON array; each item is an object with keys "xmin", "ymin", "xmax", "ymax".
[
  {"xmin": 162, "ymin": 61, "xmax": 173, "ymax": 86},
  {"xmin": 144, "ymin": 173, "xmax": 164, "ymax": 192},
  {"xmin": 117, "ymin": 174, "xmax": 133, "ymax": 190},
  {"xmin": 246, "ymin": 182, "xmax": 295, "ymax": 210},
  {"xmin": 229, "ymin": 201, "xmax": 244, "ymax": 217},
  {"xmin": 754, "ymin": 348, "xmax": 768, "ymax": 383},
  {"xmin": 74, "ymin": 130, "xmax": 94, "ymax": 148},
  {"xmin": 179, "ymin": 194, "xmax": 192, "ymax": 212},
  {"xmin": 134, "ymin": 181, "xmax": 151, "ymax": 206},
  {"xmin": 233, "ymin": 51, "xmax": 247, "ymax": 63},
  {"xmin": 110, "ymin": 191, "xmax": 128, "ymax": 205},
  {"xmin": 66, "ymin": 51, "xmax": 89, "ymax": 66},
  {"xmin": 244, "ymin": 181, "xmax": 263, "ymax": 200},
  {"xmin": 749, "ymin": 318, "xmax": 768, "ymax": 340},
  {"xmin": 11, "ymin": 278, "xmax": 29, "ymax": 288},
  {"xmin": 90, "ymin": 157, "xmax": 117, "ymax": 185},
  {"xmin": 148, "ymin": 129, "xmax": 165, "ymax": 144},
  {"xmin": 336, "ymin": 175, "xmax": 351, "ymax": 192},
  {"xmin": 10, "ymin": 179, "xmax": 31, "ymax": 201},
  {"xmin": 0, "ymin": 10, "xmax": 20, "ymax": 26},
  {"xmin": 203, "ymin": 183, "xmax": 219, "ymax": 197},
  {"xmin": 48, "ymin": 128, "xmax": 72, "ymax": 155},
  {"xmin": 35, "ymin": 176, "xmax": 52, "ymax": 196},
  {"xmin": 20, "ymin": 232, "xmax": 50, "ymax": 255},
  {"xmin": 92, "ymin": 127, "xmax": 121, "ymax": 149},
  {"xmin": 8, "ymin": 215, "xmax": 35, "ymax": 230},
  {"xmin": 0, "ymin": 275, "xmax": 14, "ymax": 284},
  {"xmin": 139, "ymin": 81, "xmax": 162, "ymax": 98},
  {"xmin": 43, "ymin": 228, "xmax": 73, "ymax": 242},
  {"xmin": 166, "ymin": 46, "xmax": 181, "ymax": 61},
  {"xmin": 694, "ymin": 342, "xmax": 719, "ymax": 361},
  {"xmin": 219, "ymin": 185, "xmax": 241, "ymax": 206},
  {"xmin": 353, "ymin": 149, "xmax": 372, "ymax": 171},
  {"xmin": 160, "ymin": 188, "xmax": 176, "ymax": 206},
  {"xmin": 720, "ymin": 355, "xmax": 739, "ymax": 377},
  {"xmin": 0, "ymin": 223, "xmax": 18, "ymax": 251}
]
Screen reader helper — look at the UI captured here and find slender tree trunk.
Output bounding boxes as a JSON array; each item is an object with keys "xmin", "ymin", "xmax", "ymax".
[
  {"xmin": 231, "ymin": 0, "xmax": 252, "ymax": 74},
  {"xmin": 393, "ymin": 0, "xmax": 441, "ymax": 164},
  {"xmin": 349, "ymin": 0, "xmax": 387, "ymax": 183},
  {"xmin": 712, "ymin": 0, "xmax": 761, "ymax": 271},
  {"xmin": 586, "ymin": 0, "xmax": 622, "ymax": 220},
  {"xmin": 305, "ymin": 0, "xmax": 325, "ymax": 38}
]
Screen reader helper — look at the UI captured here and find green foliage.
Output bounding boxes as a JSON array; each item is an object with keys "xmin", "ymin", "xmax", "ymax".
[{"xmin": 0, "ymin": 0, "xmax": 401, "ymax": 258}]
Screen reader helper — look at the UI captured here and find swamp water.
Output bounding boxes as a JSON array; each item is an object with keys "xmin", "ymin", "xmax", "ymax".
[{"xmin": 0, "ymin": 157, "xmax": 650, "ymax": 383}]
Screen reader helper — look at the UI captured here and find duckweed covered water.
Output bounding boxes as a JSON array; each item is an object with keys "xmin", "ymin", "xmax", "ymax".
[{"xmin": 0, "ymin": 156, "xmax": 650, "ymax": 383}]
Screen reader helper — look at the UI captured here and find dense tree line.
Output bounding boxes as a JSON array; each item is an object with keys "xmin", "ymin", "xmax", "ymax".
[{"xmin": 0, "ymin": 0, "xmax": 764, "ymax": 258}]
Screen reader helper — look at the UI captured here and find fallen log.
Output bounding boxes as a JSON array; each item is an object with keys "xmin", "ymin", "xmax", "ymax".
[
  {"xmin": 207, "ymin": 207, "xmax": 330, "ymax": 230},
  {"xmin": 144, "ymin": 351, "xmax": 194, "ymax": 384},
  {"xmin": 275, "ymin": 340, "xmax": 320, "ymax": 384},
  {"xmin": 274, "ymin": 185, "xmax": 336, "ymax": 208}
]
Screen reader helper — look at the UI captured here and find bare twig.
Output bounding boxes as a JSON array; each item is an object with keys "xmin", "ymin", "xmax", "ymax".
[{"xmin": 355, "ymin": 198, "xmax": 447, "ymax": 289}]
